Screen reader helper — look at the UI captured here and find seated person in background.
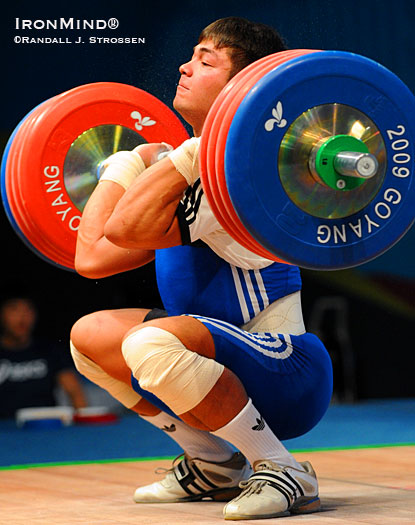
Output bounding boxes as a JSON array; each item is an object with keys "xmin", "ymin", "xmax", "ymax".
[{"xmin": 0, "ymin": 294, "xmax": 87, "ymax": 419}]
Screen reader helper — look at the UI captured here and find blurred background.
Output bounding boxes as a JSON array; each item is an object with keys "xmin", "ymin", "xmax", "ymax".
[{"xmin": 1, "ymin": 0, "xmax": 414, "ymax": 410}]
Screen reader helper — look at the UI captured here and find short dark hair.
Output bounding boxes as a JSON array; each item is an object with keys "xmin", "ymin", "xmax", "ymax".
[
  {"xmin": 198, "ymin": 17, "xmax": 287, "ymax": 78},
  {"xmin": 0, "ymin": 295, "xmax": 36, "ymax": 312}
]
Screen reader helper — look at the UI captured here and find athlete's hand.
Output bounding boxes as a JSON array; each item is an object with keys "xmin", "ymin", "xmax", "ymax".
[{"xmin": 134, "ymin": 142, "xmax": 173, "ymax": 168}]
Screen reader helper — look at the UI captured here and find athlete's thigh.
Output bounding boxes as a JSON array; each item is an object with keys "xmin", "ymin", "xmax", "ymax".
[
  {"xmin": 190, "ymin": 315, "xmax": 333, "ymax": 440},
  {"xmin": 71, "ymin": 308, "xmax": 152, "ymax": 382}
]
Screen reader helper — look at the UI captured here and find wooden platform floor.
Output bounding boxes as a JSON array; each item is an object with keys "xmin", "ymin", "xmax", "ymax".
[{"xmin": 0, "ymin": 446, "xmax": 414, "ymax": 524}]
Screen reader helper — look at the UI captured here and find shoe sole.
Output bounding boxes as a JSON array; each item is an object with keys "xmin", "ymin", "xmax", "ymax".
[
  {"xmin": 291, "ymin": 496, "xmax": 321, "ymax": 514},
  {"xmin": 134, "ymin": 486, "xmax": 242, "ymax": 504},
  {"xmin": 223, "ymin": 497, "xmax": 321, "ymax": 520}
]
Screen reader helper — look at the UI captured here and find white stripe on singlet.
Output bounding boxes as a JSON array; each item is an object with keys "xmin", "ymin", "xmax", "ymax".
[
  {"xmin": 253, "ymin": 269, "xmax": 270, "ymax": 309},
  {"xmin": 242, "ymin": 269, "xmax": 261, "ymax": 317},
  {"xmin": 230, "ymin": 265, "xmax": 251, "ymax": 324},
  {"xmin": 193, "ymin": 316, "xmax": 294, "ymax": 360}
]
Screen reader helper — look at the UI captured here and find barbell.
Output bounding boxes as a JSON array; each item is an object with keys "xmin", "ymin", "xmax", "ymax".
[
  {"xmin": 1, "ymin": 49, "xmax": 414, "ymax": 271},
  {"xmin": 1, "ymin": 83, "xmax": 189, "ymax": 270}
]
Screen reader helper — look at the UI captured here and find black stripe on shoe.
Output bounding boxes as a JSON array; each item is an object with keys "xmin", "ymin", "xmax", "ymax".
[
  {"xmin": 249, "ymin": 471, "xmax": 298, "ymax": 501},
  {"xmin": 191, "ymin": 463, "xmax": 219, "ymax": 490},
  {"xmin": 176, "ymin": 479, "xmax": 197, "ymax": 496},
  {"xmin": 174, "ymin": 459, "xmax": 199, "ymax": 495},
  {"xmin": 177, "ymin": 458, "xmax": 189, "ymax": 478},
  {"xmin": 271, "ymin": 473, "xmax": 298, "ymax": 495},
  {"xmin": 174, "ymin": 457, "xmax": 219, "ymax": 496},
  {"xmin": 189, "ymin": 479, "xmax": 207, "ymax": 494},
  {"xmin": 284, "ymin": 471, "xmax": 305, "ymax": 497},
  {"xmin": 250, "ymin": 471, "xmax": 297, "ymax": 492},
  {"xmin": 265, "ymin": 480, "xmax": 292, "ymax": 507}
]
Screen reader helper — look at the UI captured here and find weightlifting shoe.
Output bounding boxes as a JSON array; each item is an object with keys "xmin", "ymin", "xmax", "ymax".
[
  {"xmin": 133, "ymin": 452, "xmax": 252, "ymax": 503},
  {"xmin": 223, "ymin": 460, "xmax": 320, "ymax": 520}
]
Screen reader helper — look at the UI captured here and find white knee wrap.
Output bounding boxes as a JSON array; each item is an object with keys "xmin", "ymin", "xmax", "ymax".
[
  {"xmin": 70, "ymin": 342, "xmax": 142, "ymax": 408},
  {"xmin": 121, "ymin": 326, "xmax": 224, "ymax": 415}
]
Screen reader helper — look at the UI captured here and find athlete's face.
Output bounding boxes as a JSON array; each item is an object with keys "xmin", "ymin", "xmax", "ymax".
[{"xmin": 173, "ymin": 40, "xmax": 233, "ymax": 136}]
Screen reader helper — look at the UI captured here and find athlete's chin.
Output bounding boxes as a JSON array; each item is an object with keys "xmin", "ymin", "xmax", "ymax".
[
  {"xmin": 173, "ymin": 91, "xmax": 188, "ymax": 106},
  {"xmin": 173, "ymin": 98, "xmax": 193, "ymax": 122}
]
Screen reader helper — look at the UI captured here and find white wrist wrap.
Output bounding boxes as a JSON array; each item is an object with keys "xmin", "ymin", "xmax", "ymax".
[
  {"xmin": 99, "ymin": 149, "xmax": 146, "ymax": 190},
  {"xmin": 168, "ymin": 137, "xmax": 200, "ymax": 186}
]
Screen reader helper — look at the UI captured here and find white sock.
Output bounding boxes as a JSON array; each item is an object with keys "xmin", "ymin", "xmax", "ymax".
[
  {"xmin": 140, "ymin": 412, "xmax": 235, "ymax": 462},
  {"xmin": 212, "ymin": 398, "xmax": 302, "ymax": 470}
]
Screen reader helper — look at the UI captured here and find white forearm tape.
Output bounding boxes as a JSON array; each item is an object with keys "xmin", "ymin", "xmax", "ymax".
[
  {"xmin": 121, "ymin": 326, "xmax": 224, "ymax": 415},
  {"xmin": 70, "ymin": 342, "xmax": 142, "ymax": 408},
  {"xmin": 168, "ymin": 137, "xmax": 200, "ymax": 186},
  {"xmin": 99, "ymin": 149, "xmax": 146, "ymax": 190},
  {"xmin": 242, "ymin": 291, "xmax": 306, "ymax": 335}
]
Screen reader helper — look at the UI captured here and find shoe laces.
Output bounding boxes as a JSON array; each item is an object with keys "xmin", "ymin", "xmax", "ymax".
[
  {"xmin": 237, "ymin": 461, "xmax": 287, "ymax": 498},
  {"xmin": 239, "ymin": 478, "xmax": 268, "ymax": 496},
  {"xmin": 254, "ymin": 460, "xmax": 282, "ymax": 472},
  {"xmin": 154, "ymin": 453, "xmax": 185, "ymax": 475}
]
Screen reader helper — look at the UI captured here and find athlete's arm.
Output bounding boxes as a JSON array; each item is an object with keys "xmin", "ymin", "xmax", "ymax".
[
  {"xmin": 75, "ymin": 142, "xmax": 178, "ymax": 277},
  {"xmin": 104, "ymin": 156, "xmax": 188, "ymax": 250},
  {"xmin": 75, "ymin": 179, "xmax": 156, "ymax": 278}
]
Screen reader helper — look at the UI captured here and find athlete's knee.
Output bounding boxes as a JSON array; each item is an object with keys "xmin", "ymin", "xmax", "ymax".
[
  {"xmin": 70, "ymin": 341, "xmax": 141, "ymax": 408},
  {"xmin": 121, "ymin": 326, "xmax": 224, "ymax": 414},
  {"xmin": 70, "ymin": 310, "xmax": 112, "ymax": 357},
  {"xmin": 70, "ymin": 312, "xmax": 96, "ymax": 349}
]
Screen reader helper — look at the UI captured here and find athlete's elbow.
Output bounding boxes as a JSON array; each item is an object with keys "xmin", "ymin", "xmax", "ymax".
[
  {"xmin": 75, "ymin": 256, "xmax": 100, "ymax": 279},
  {"xmin": 104, "ymin": 218, "xmax": 146, "ymax": 249},
  {"xmin": 74, "ymin": 256, "xmax": 103, "ymax": 279},
  {"xmin": 105, "ymin": 222, "xmax": 179, "ymax": 250},
  {"xmin": 74, "ymin": 251, "xmax": 112, "ymax": 279},
  {"xmin": 104, "ymin": 213, "xmax": 127, "ymax": 244}
]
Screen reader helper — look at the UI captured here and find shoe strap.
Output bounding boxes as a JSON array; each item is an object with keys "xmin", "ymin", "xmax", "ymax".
[
  {"xmin": 240, "ymin": 468, "xmax": 304, "ymax": 506},
  {"xmin": 173, "ymin": 455, "xmax": 219, "ymax": 496}
]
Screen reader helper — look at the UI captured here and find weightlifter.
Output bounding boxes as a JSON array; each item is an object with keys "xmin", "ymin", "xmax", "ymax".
[{"xmin": 70, "ymin": 17, "xmax": 333, "ymax": 520}]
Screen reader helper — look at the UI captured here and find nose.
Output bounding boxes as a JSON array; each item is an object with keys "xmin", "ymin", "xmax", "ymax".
[{"xmin": 179, "ymin": 59, "xmax": 192, "ymax": 76}]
